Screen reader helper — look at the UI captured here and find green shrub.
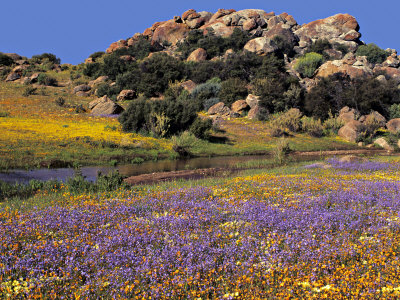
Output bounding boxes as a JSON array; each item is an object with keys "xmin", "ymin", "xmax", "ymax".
[
  {"xmin": 294, "ymin": 52, "xmax": 324, "ymax": 78},
  {"xmin": 268, "ymin": 108, "xmax": 303, "ymax": 134},
  {"xmin": 55, "ymin": 97, "xmax": 65, "ymax": 107},
  {"xmin": 31, "ymin": 53, "xmax": 61, "ymax": 64},
  {"xmin": 171, "ymin": 131, "xmax": 197, "ymax": 157},
  {"xmin": 37, "ymin": 73, "xmax": 58, "ymax": 86},
  {"xmin": 203, "ymin": 98, "xmax": 221, "ymax": 111},
  {"xmin": 389, "ymin": 104, "xmax": 400, "ymax": 119},
  {"xmin": 307, "ymin": 39, "xmax": 331, "ymax": 56},
  {"xmin": 356, "ymin": 43, "xmax": 388, "ymax": 64},
  {"xmin": 0, "ymin": 53, "xmax": 14, "ymax": 66},
  {"xmin": 272, "ymin": 138, "xmax": 292, "ymax": 164},
  {"xmin": 218, "ymin": 78, "xmax": 248, "ymax": 106},
  {"xmin": 0, "ymin": 66, "xmax": 11, "ymax": 80},
  {"xmin": 89, "ymin": 51, "xmax": 105, "ymax": 60},
  {"xmin": 119, "ymin": 97, "xmax": 198, "ymax": 137},
  {"xmin": 189, "ymin": 118, "xmax": 213, "ymax": 140},
  {"xmin": 191, "ymin": 82, "xmax": 221, "ymax": 111},
  {"xmin": 96, "ymin": 83, "xmax": 120, "ymax": 100},
  {"xmin": 0, "ymin": 111, "xmax": 9, "ymax": 117},
  {"xmin": 323, "ymin": 112, "xmax": 345, "ymax": 135},
  {"xmin": 22, "ymin": 86, "xmax": 37, "ymax": 96},
  {"xmin": 301, "ymin": 116, "xmax": 324, "ymax": 137}
]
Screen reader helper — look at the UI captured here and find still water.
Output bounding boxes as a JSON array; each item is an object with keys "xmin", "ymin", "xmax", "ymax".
[{"xmin": 0, "ymin": 155, "xmax": 284, "ymax": 184}]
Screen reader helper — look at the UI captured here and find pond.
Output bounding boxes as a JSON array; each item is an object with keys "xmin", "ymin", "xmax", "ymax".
[{"xmin": 0, "ymin": 153, "xmax": 333, "ymax": 184}]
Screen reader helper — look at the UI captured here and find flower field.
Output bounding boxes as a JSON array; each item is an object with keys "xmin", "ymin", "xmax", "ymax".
[{"xmin": 2, "ymin": 159, "xmax": 400, "ymax": 298}]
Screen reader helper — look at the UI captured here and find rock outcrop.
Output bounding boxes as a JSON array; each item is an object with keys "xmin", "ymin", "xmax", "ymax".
[
  {"xmin": 386, "ymin": 118, "xmax": 400, "ymax": 133},
  {"xmin": 90, "ymin": 96, "xmax": 124, "ymax": 116},
  {"xmin": 231, "ymin": 100, "xmax": 249, "ymax": 115},
  {"xmin": 117, "ymin": 90, "xmax": 135, "ymax": 101},
  {"xmin": 187, "ymin": 48, "xmax": 207, "ymax": 62},
  {"xmin": 207, "ymin": 102, "xmax": 231, "ymax": 116},
  {"xmin": 294, "ymin": 14, "xmax": 361, "ymax": 52},
  {"xmin": 338, "ymin": 120, "xmax": 366, "ymax": 142}
]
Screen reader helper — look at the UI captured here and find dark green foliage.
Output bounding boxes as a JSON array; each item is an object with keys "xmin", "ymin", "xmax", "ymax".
[
  {"xmin": 96, "ymin": 83, "xmax": 120, "ymax": 100},
  {"xmin": 31, "ymin": 53, "xmax": 61, "ymax": 64},
  {"xmin": 255, "ymin": 54, "xmax": 285, "ymax": 79},
  {"xmin": 22, "ymin": 86, "xmax": 37, "ymax": 96},
  {"xmin": 294, "ymin": 52, "xmax": 324, "ymax": 78},
  {"xmin": 0, "ymin": 179, "xmax": 61, "ymax": 201},
  {"xmin": 136, "ymin": 53, "xmax": 185, "ymax": 97},
  {"xmin": 37, "ymin": 73, "xmax": 58, "ymax": 86},
  {"xmin": 113, "ymin": 36, "xmax": 158, "ymax": 60},
  {"xmin": 304, "ymin": 75, "xmax": 352, "ymax": 120},
  {"xmin": 55, "ymin": 97, "xmax": 65, "ymax": 107},
  {"xmin": 100, "ymin": 53, "xmax": 132, "ymax": 80},
  {"xmin": 355, "ymin": 43, "xmax": 388, "ymax": 64},
  {"xmin": 0, "ymin": 53, "xmax": 14, "ymax": 66},
  {"xmin": 203, "ymin": 98, "xmax": 221, "ymax": 111},
  {"xmin": 89, "ymin": 51, "xmax": 105, "ymax": 60},
  {"xmin": 186, "ymin": 60, "xmax": 225, "ymax": 83},
  {"xmin": 334, "ymin": 43, "xmax": 349, "ymax": 55},
  {"xmin": 305, "ymin": 75, "xmax": 400, "ymax": 120},
  {"xmin": 347, "ymin": 77, "xmax": 400, "ymax": 117},
  {"xmin": 220, "ymin": 51, "xmax": 264, "ymax": 81},
  {"xmin": 177, "ymin": 28, "xmax": 251, "ymax": 59},
  {"xmin": 83, "ymin": 62, "xmax": 102, "ymax": 78},
  {"xmin": 218, "ymin": 78, "xmax": 248, "ymax": 106},
  {"xmin": 307, "ymin": 39, "xmax": 331, "ymax": 56},
  {"xmin": 119, "ymin": 97, "xmax": 198, "ymax": 137},
  {"xmin": 251, "ymin": 75, "xmax": 302, "ymax": 113},
  {"xmin": 190, "ymin": 82, "xmax": 221, "ymax": 111},
  {"xmin": 66, "ymin": 170, "xmax": 128, "ymax": 195},
  {"xmin": 389, "ymin": 104, "xmax": 400, "ymax": 119},
  {"xmin": 189, "ymin": 118, "xmax": 213, "ymax": 139},
  {"xmin": 272, "ymin": 36, "xmax": 296, "ymax": 57}
]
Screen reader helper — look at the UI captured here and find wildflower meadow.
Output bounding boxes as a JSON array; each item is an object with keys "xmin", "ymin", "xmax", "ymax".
[{"xmin": 2, "ymin": 159, "xmax": 400, "ymax": 298}]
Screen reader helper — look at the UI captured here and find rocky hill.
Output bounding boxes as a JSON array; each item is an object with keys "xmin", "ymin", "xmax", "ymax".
[{"xmin": 103, "ymin": 8, "xmax": 399, "ymax": 84}]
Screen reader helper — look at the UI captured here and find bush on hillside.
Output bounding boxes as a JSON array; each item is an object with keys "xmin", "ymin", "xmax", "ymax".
[
  {"xmin": 218, "ymin": 78, "xmax": 248, "ymax": 106},
  {"xmin": 189, "ymin": 118, "xmax": 213, "ymax": 139},
  {"xmin": 119, "ymin": 97, "xmax": 199, "ymax": 138},
  {"xmin": 37, "ymin": 73, "xmax": 58, "ymax": 86},
  {"xmin": 301, "ymin": 116, "xmax": 324, "ymax": 137},
  {"xmin": 190, "ymin": 81, "xmax": 221, "ymax": 111},
  {"xmin": 89, "ymin": 51, "xmax": 105, "ymax": 61},
  {"xmin": 355, "ymin": 43, "xmax": 388, "ymax": 64},
  {"xmin": 389, "ymin": 104, "xmax": 400, "ymax": 119},
  {"xmin": 294, "ymin": 52, "xmax": 324, "ymax": 78},
  {"xmin": 0, "ymin": 53, "xmax": 14, "ymax": 66},
  {"xmin": 31, "ymin": 53, "xmax": 61, "ymax": 64}
]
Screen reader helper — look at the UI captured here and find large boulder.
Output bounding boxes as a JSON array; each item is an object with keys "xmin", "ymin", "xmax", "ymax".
[
  {"xmin": 245, "ymin": 94, "xmax": 261, "ymax": 108},
  {"xmin": 386, "ymin": 118, "xmax": 400, "ymax": 133},
  {"xmin": 316, "ymin": 58, "xmax": 373, "ymax": 79},
  {"xmin": 294, "ymin": 13, "xmax": 361, "ymax": 49},
  {"xmin": 187, "ymin": 48, "xmax": 207, "ymax": 62},
  {"xmin": 73, "ymin": 84, "xmax": 91, "ymax": 94},
  {"xmin": 338, "ymin": 106, "xmax": 359, "ymax": 123},
  {"xmin": 90, "ymin": 96, "xmax": 124, "ymax": 116},
  {"xmin": 373, "ymin": 66, "xmax": 400, "ymax": 81},
  {"xmin": 231, "ymin": 100, "xmax": 249, "ymax": 115},
  {"xmin": 363, "ymin": 111, "xmax": 386, "ymax": 127},
  {"xmin": 263, "ymin": 23, "xmax": 298, "ymax": 48},
  {"xmin": 117, "ymin": 89, "xmax": 135, "ymax": 101},
  {"xmin": 200, "ymin": 20, "xmax": 234, "ymax": 37},
  {"xmin": 382, "ymin": 55, "xmax": 400, "ymax": 68},
  {"xmin": 182, "ymin": 10, "xmax": 212, "ymax": 29},
  {"xmin": 106, "ymin": 39, "xmax": 128, "ymax": 54},
  {"xmin": 180, "ymin": 80, "xmax": 197, "ymax": 93},
  {"xmin": 207, "ymin": 102, "xmax": 231, "ymax": 116},
  {"xmin": 5, "ymin": 72, "xmax": 20, "ymax": 82},
  {"xmin": 244, "ymin": 37, "xmax": 277, "ymax": 55},
  {"xmin": 338, "ymin": 120, "xmax": 366, "ymax": 142},
  {"xmin": 374, "ymin": 137, "xmax": 394, "ymax": 151},
  {"xmin": 152, "ymin": 19, "xmax": 190, "ymax": 45},
  {"xmin": 89, "ymin": 76, "xmax": 109, "ymax": 87},
  {"xmin": 247, "ymin": 105, "xmax": 262, "ymax": 120}
]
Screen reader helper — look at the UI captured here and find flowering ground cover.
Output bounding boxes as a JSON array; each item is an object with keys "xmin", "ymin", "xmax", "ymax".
[
  {"xmin": 2, "ymin": 159, "xmax": 400, "ymax": 298},
  {"xmin": 0, "ymin": 81, "xmax": 357, "ymax": 169}
]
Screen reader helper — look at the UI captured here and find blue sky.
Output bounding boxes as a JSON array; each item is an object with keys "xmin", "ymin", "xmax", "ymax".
[{"xmin": 1, "ymin": 0, "xmax": 399, "ymax": 64}]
